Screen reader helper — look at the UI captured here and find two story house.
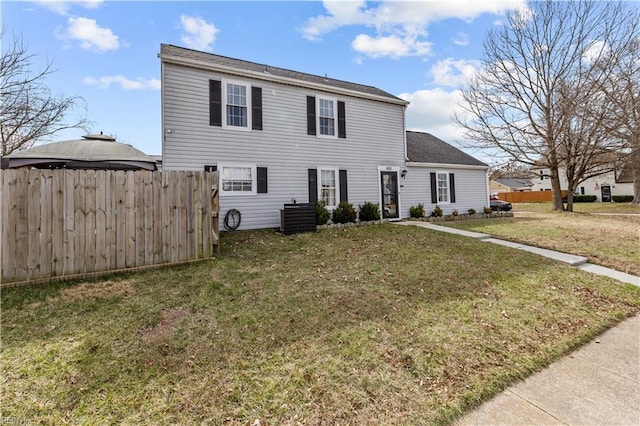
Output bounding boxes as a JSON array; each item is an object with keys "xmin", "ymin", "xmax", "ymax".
[{"xmin": 159, "ymin": 44, "xmax": 489, "ymax": 230}]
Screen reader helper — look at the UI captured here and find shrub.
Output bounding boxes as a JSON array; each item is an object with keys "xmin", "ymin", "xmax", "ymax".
[
  {"xmin": 613, "ymin": 195, "xmax": 634, "ymax": 203},
  {"xmin": 409, "ymin": 203, "xmax": 425, "ymax": 218},
  {"xmin": 315, "ymin": 201, "xmax": 330, "ymax": 225},
  {"xmin": 431, "ymin": 205, "xmax": 443, "ymax": 217},
  {"xmin": 358, "ymin": 201, "xmax": 381, "ymax": 222},
  {"xmin": 573, "ymin": 195, "xmax": 597, "ymax": 202},
  {"xmin": 483, "ymin": 206, "xmax": 492, "ymax": 215},
  {"xmin": 332, "ymin": 201, "xmax": 357, "ymax": 224},
  {"xmin": 452, "ymin": 209, "xmax": 459, "ymax": 216},
  {"xmin": 468, "ymin": 208, "xmax": 476, "ymax": 215}
]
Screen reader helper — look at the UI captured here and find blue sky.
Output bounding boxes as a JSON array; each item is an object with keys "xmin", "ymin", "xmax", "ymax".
[{"xmin": 3, "ymin": 0, "xmax": 528, "ymax": 157}]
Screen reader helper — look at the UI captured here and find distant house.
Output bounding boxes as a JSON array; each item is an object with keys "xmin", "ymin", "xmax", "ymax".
[
  {"xmin": 159, "ymin": 44, "xmax": 488, "ymax": 229},
  {"xmin": 489, "ymin": 177, "xmax": 533, "ymax": 196},
  {"xmin": 530, "ymin": 162, "xmax": 633, "ymax": 202}
]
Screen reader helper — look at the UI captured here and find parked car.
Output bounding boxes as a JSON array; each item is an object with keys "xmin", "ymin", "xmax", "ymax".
[{"xmin": 490, "ymin": 199, "xmax": 512, "ymax": 211}]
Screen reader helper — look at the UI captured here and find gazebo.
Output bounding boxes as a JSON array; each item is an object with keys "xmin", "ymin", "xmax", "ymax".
[{"xmin": 2, "ymin": 133, "xmax": 157, "ymax": 171}]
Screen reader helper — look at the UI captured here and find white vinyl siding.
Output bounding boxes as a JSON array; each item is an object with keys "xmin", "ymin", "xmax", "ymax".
[{"xmin": 161, "ymin": 62, "xmax": 406, "ymax": 230}]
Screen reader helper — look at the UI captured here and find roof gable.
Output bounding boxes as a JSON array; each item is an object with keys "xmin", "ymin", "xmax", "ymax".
[
  {"xmin": 494, "ymin": 177, "xmax": 533, "ymax": 188},
  {"xmin": 406, "ymin": 131, "xmax": 487, "ymax": 167},
  {"xmin": 159, "ymin": 44, "xmax": 407, "ymax": 105}
]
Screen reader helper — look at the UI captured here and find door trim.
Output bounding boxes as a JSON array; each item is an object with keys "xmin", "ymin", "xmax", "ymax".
[{"xmin": 378, "ymin": 166, "xmax": 400, "ymax": 220}]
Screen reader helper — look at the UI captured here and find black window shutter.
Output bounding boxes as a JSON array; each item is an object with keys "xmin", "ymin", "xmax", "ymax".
[
  {"xmin": 257, "ymin": 167, "xmax": 267, "ymax": 193},
  {"xmin": 252, "ymin": 87, "xmax": 263, "ymax": 130},
  {"xmin": 307, "ymin": 96, "xmax": 316, "ymax": 135},
  {"xmin": 430, "ymin": 172, "xmax": 437, "ymax": 204},
  {"xmin": 204, "ymin": 165, "xmax": 217, "ymax": 172},
  {"xmin": 339, "ymin": 169, "xmax": 348, "ymax": 203},
  {"xmin": 209, "ymin": 80, "xmax": 222, "ymax": 127},
  {"xmin": 337, "ymin": 101, "xmax": 346, "ymax": 138},
  {"xmin": 449, "ymin": 173, "xmax": 456, "ymax": 203},
  {"xmin": 308, "ymin": 169, "xmax": 317, "ymax": 203}
]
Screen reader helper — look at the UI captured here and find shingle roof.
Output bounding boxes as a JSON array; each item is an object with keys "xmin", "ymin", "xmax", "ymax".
[
  {"xmin": 3, "ymin": 134, "xmax": 157, "ymax": 170},
  {"xmin": 494, "ymin": 177, "xmax": 533, "ymax": 188},
  {"xmin": 406, "ymin": 131, "xmax": 487, "ymax": 167},
  {"xmin": 159, "ymin": 44, "xmax": 406, "ymax": 104}
]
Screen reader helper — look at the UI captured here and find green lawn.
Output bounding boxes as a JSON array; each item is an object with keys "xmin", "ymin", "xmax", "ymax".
[
  {"xmin": 2, "ymin": 224, "xmax": 639, "ymax": 425},
  {"xmin": 446, "ymin": 203, "xmax": 640, "ymax": 276}
]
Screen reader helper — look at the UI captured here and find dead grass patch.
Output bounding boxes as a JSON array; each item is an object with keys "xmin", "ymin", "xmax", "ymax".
[{"xmin": 27, "ymin": 280, "xmax": 134, "ymax": 309}]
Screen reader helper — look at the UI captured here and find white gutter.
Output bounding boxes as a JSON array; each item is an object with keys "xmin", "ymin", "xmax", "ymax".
[
  {"xmin": 159, "ymin": 53, "xmax": 410, "ymax": 106},
  {"xmin": 406, "ymin": 161, "xmax": 489, "ymax": 170}
]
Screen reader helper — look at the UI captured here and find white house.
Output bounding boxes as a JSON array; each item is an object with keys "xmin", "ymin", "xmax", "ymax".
[
  {"xmin": 159, "ymin": 44, "xmax": 489, "ymax": 230},
  {"xmin": 530, "ymin": 164, "xmax": 633, "ymax": 202}
]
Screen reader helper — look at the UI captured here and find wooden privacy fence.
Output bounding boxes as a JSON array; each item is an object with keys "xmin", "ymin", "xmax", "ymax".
[
  {"xmin": 499, "ymin": 191, "xmax": 552, "ymax": 203},
  {"xmin": 1, "ymin": 169, "xmax": 219, "ymax": 285}
]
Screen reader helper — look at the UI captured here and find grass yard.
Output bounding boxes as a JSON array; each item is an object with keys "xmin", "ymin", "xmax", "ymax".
[
  {"xmin": 445, "ymin": 203, "xmax": 640, "ymax": 276},
  {"xmin": 2, "ymin": 224, "xmax": 640, "ymax": 425}
]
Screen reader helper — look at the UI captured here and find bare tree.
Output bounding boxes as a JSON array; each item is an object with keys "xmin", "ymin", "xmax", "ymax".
[
  {"xmin": 455, "ymin": 0, "xmax": 638, "ymax": 211},
  {"xmin": 0, "ymin": 31, "xmax": 90, "ymax": 156}
]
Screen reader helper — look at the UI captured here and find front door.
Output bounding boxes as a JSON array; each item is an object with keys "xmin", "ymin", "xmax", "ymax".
[
  {"xmin": 601, "ymin": 185, "xmax": 612, "ymax": 202},
  {"xmin": 380, "ymin": 171, "xmax": 399, "ymax": 219}
]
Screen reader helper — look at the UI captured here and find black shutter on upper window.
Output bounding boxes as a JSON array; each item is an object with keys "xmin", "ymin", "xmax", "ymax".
[
  {"xmin": 337, "ymin": 101, "xmax": 346, "ymax": 138},
  {"xmin": 257, "ymin": 167, "xmax": 267, "ymax": 193},
  {"xmin": 430, "ymin": 172, "xmax": 437, "ymax": 204},
  {"xmin": 252, "ymin": 87, "xmax": 263, "ymax": 130},
  {"xmin": 308, "ymin": 169, "xmax": 317, "ymax": 203},
  {"xmin": 209, "ymin": 80, "xmax": 222, "ymax": 127},
  {"xmin": 339, "ymin": 169, "xmax": 348, "ymax": 202},
  {"xmin": 307, "ymin": 96, "xmax": 316, "ymax": 135},
  {"xmin": 449, "ymin": 173, "xmax": 456, "ymax": 203}
]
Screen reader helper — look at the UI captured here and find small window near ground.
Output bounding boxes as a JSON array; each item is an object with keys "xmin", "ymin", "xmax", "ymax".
[{"xmin": 221, "ymin": 165, "xmax": 255, "ymax": 194}]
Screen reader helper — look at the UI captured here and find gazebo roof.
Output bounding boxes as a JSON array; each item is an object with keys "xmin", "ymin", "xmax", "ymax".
[{"xmin": 3, "ymin": 133, "xmax": 157, "ymax": 171}]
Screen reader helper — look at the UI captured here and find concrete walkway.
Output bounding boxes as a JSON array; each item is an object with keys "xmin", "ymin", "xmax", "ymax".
[{"xmin": 395, "ymin": 221, "xmax": 640, "ymax": 424}]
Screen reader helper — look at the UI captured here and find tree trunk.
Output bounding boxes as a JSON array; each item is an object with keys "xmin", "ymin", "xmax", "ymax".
[
  {"xmin": 550, "ymin": 168, "xmax": 565, "ymax": 211},
  {"xmin": 565, "ymin": 185, "xmax": 575, "ymax": 212},
  {"xmin": 632, "ymin": 163, "xmax": 640, "ymax": 205}
]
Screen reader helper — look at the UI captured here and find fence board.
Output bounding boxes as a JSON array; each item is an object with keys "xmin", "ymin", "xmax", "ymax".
[
  {"xmin": 95, "ymin": 170, "xmax": 107, "ymax": 272},
  {"xmin": 39, "ymin": 171, "xmax": 53, "ymax": 278},
  {"xmin": 1, "ymin": 169, "xmax": 219, "ymax": 285},
  {"xmin": 84, "ymin": 170, "xmax": 97, "ymax": 273},
  {"xmin": 51, "ymin": 171, "xmax": 64, "ymax": 276}
]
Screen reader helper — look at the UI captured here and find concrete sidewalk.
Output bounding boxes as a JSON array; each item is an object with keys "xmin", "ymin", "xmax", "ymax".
[
  {"xmin": 455, "ymin": 315, "xmax": 640, "ymax": 426},
  {"xmin": 395, "ymin": 221, "xmax": 640, "ymax": 424}
]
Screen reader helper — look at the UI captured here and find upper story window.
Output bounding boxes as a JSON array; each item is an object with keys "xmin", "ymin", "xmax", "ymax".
[
  {"xmin": 318, "ymin": 98, "xmax": 336, "ymax": 137},
  {"xmin": 225, "ymin": 83, "xmax": 248, "ymax": 128},
  {"xmin": 307, "ymin": 95, "xmax": 346, "ymax": 139},
  {"xmin": 210, "ymin": 79, "xmax": 262, "ymax": 131}
]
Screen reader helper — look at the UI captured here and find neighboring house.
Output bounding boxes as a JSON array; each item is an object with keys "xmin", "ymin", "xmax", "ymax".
[
  {"xmin": 530, "ymin": 163, "xmax": 633, "ymax": 202},
  {"xmin": 489, "ymin": 177, "xmax": 533, "ymax": 196},
  {"xmin": 159, "ymin": 44, "xmax": 488, "ymax": 229}
]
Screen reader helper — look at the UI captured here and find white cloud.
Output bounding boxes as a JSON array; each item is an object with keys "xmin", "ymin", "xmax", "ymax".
[
  {"xmin": 452, "ymin": 32, "xmax": 469, "ymax": 46},
  {"xmin": 83, "ymin": 75, "xmax": 161, "ymax": 91},
  {"xmin": 180, "ymin": 15, "xmax": 218, "ymax": 52},
  {"xmin": 352, "ymin": 33, "xmax": 432, "ymax": 58},
  {"xmin": 399, "ymin": 88, "xmax": 468, "ymax": 143},
  {"xmin": 301, "ymin": 0, "xmax": 529, "ymax": 59},
  {"xmin": 430, "ymin": 58, "xmax": 480, "ymax": 88},
  {"xmin": 33, "ymin": 0, "xmax": 103, "ymax": 16},
  {"xmin": 57, "ymin": 17, "xmax": 119, "ymax": 52}
]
